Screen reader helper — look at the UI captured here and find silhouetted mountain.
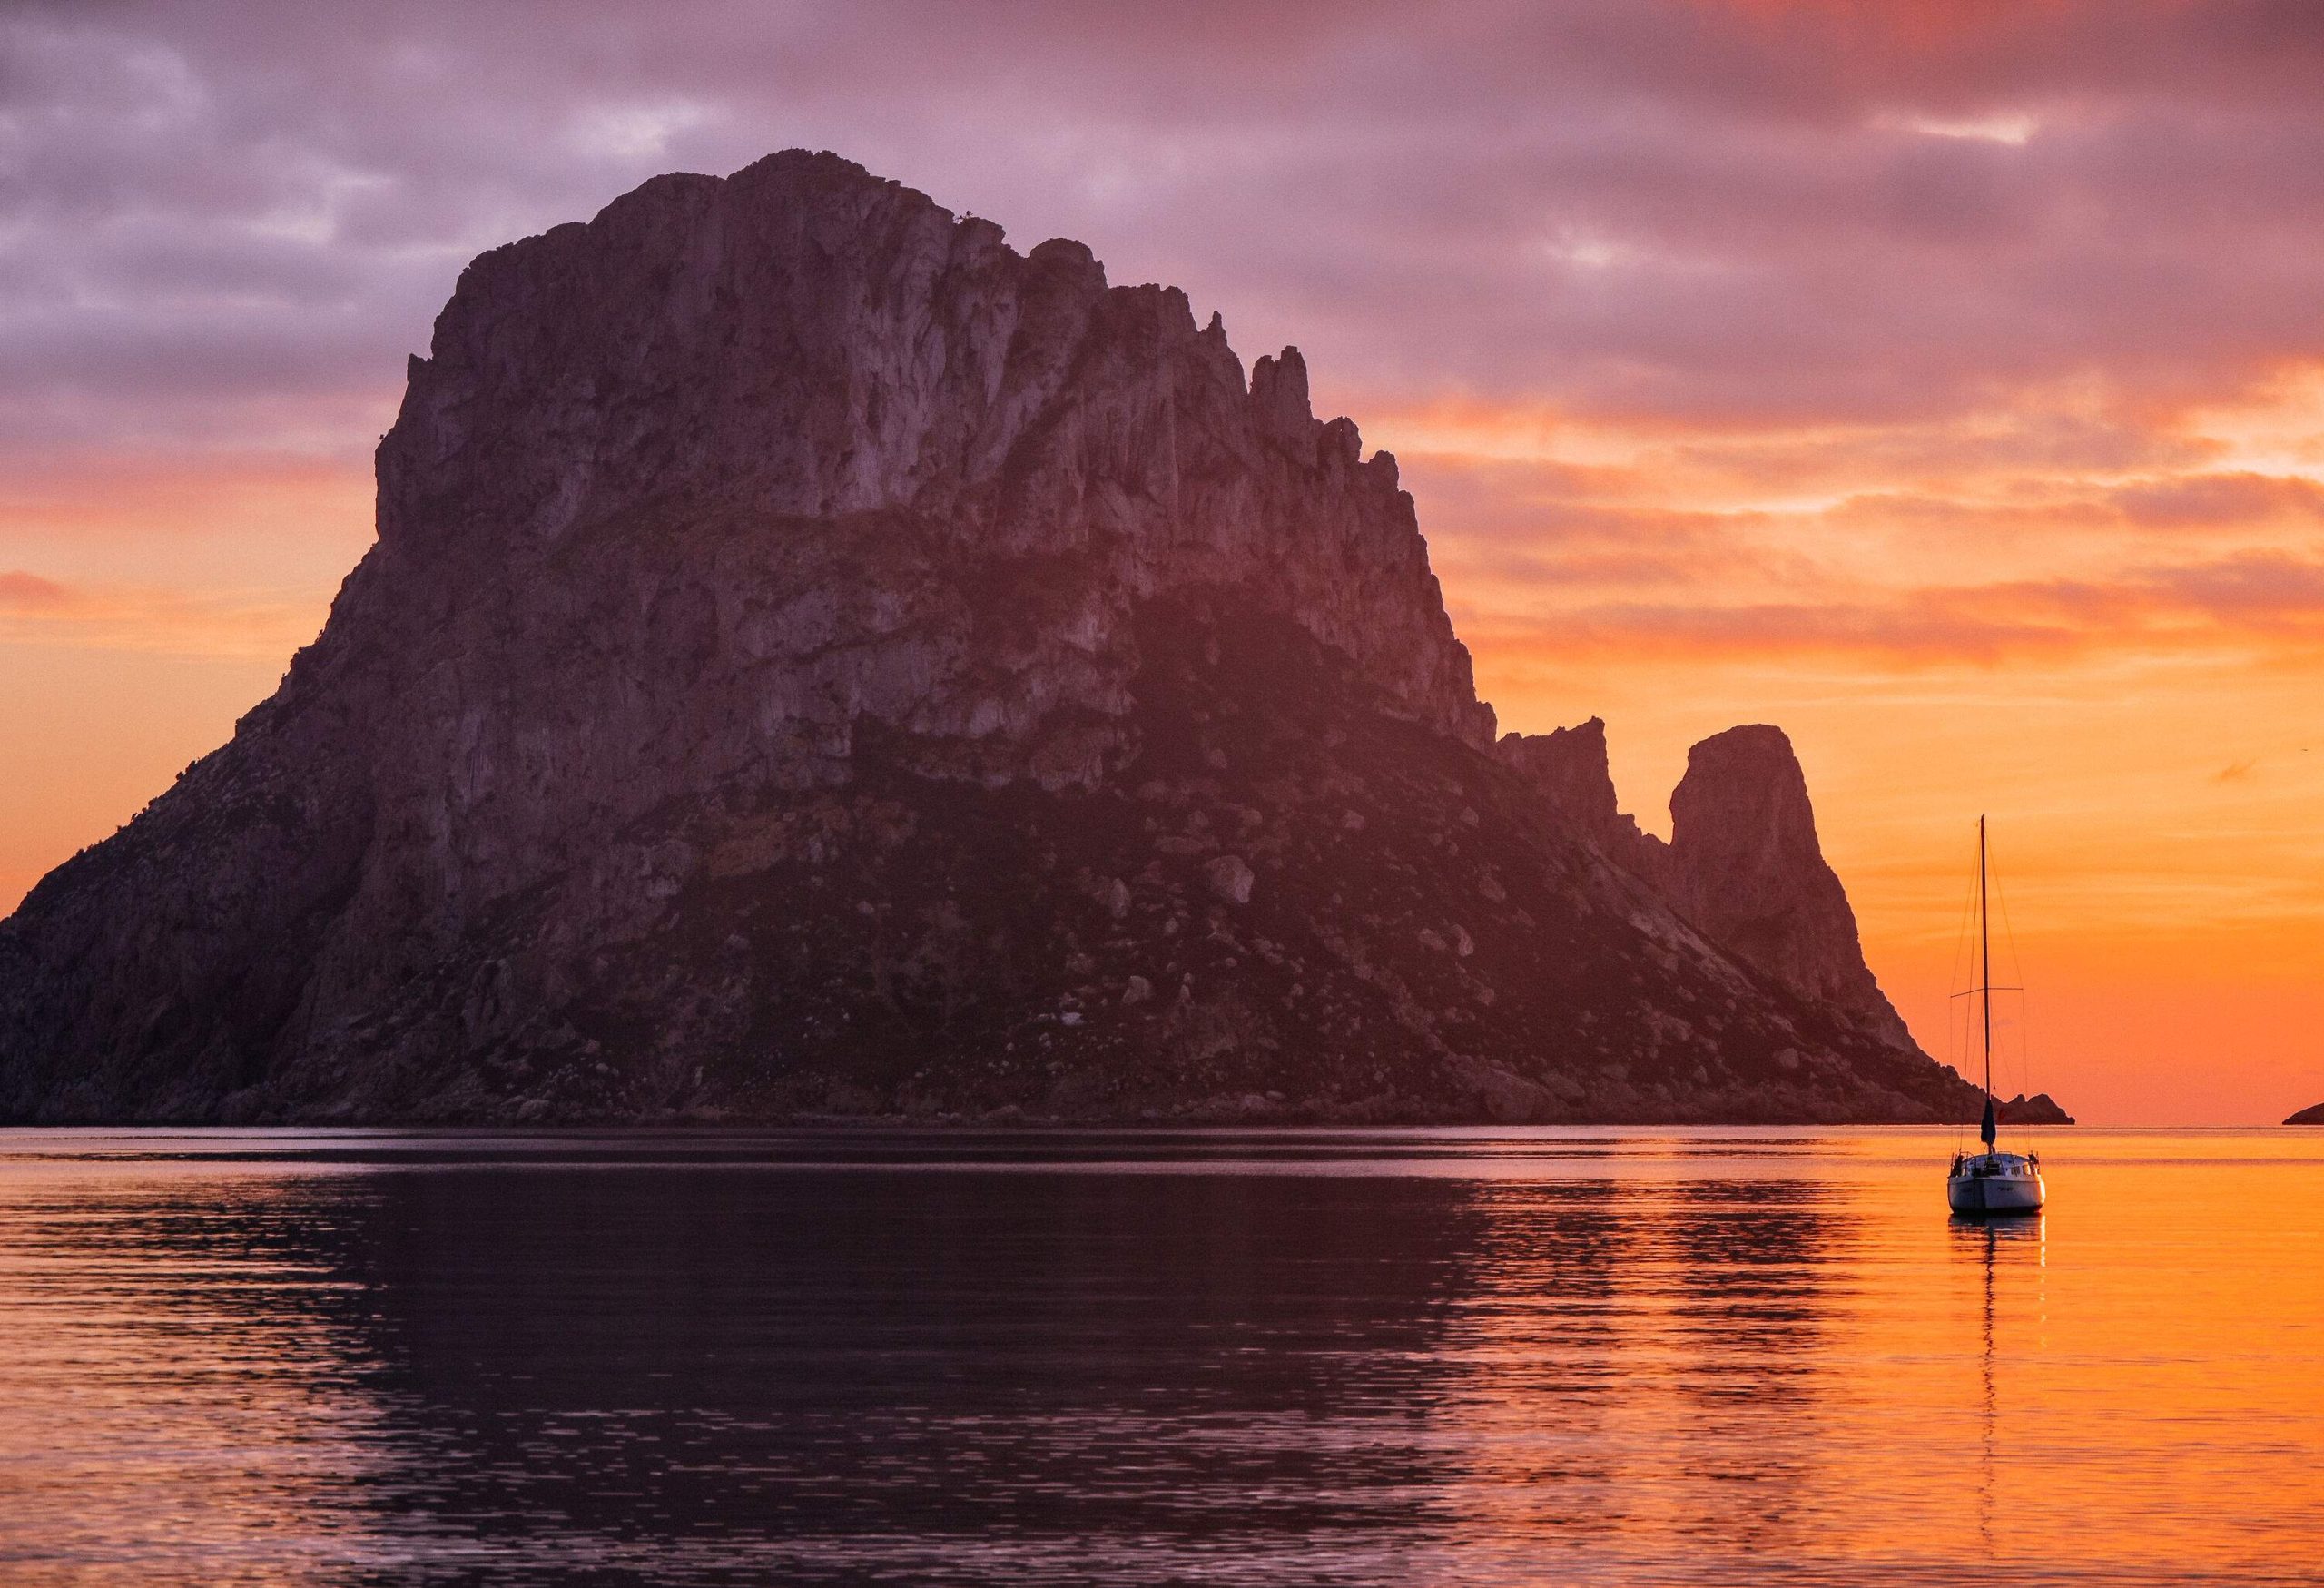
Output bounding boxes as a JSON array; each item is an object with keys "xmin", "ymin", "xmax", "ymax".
[{"xmin": 0, "ymin": 152, "xmax": 1990, "ymax": 1126}]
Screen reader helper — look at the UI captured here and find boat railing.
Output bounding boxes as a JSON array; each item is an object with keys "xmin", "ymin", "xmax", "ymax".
[{"xmin": 1949, "ymin": 1152, "xmax": 2041, "ymax": 1179}]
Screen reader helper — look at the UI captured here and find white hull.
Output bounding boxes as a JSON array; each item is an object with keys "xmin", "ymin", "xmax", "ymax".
[{"xmin": 1947, "ymin": 1164, "xmax": 2044, "ymax": 1217}]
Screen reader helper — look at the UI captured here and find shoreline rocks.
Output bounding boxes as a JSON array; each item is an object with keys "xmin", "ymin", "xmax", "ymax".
[{"xmin": 2001, "ymin": 1091, "xmax": 2075, "ymax": 1125}]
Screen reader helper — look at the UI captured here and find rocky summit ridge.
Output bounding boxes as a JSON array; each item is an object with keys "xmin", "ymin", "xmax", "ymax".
[{"xmin": 0, "ymin": 151, "xmax": 1987, "ymax": 1126}]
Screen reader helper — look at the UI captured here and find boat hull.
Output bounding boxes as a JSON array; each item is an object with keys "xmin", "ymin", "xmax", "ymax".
[{"xmin": 1947, "ymin": 1171, "xmax": 2045, "ymax": 1217}]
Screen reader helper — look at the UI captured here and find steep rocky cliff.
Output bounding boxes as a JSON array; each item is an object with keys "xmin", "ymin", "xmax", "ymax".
[
  {"xmin": 1494, "ymin": 718, "xmax": 1643, "ymax": 858},
  {"xmin": 1499, "ymin": 719, "xmax": 1912, "ymax": 1047},
  {"xmin": 0, "ymin": 150, "xmax": 1983, "ymax": 1126}
]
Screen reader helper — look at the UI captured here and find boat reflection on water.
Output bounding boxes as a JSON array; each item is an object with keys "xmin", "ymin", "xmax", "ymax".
[{"xmin": 1952, "ymin": 1212, "xmax": 2046, "ymax": 1554}]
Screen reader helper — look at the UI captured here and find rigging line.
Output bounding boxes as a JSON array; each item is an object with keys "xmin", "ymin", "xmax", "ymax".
[
  {"xmin": 1980, "ymin": 814, "xmax": 1993, "ymax": 1106},
  {"xmin": 1988, "ymin": 825, "xmax": 2014, "ymax": 1100},
  {"xmin": 1991, "ymin": 848, "xmax": 2034, "ymax": 1100},
  {"xmin": 1947, "ymin": 842, "xmax": 1979, "ymax": 1077},
  {"xmin": 1945, "ymin": 826, "xmax": 1980, "ymax": 1144}
]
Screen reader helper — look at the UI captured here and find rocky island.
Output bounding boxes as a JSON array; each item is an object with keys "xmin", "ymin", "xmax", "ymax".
[
  {"xmin": 2001, "ymin": 1092, "xmax": 2074, "ymax": 1125},
  {"xmin": 2289, "ymin": 1104, "xmax": 2324, "ymax": 1125},
  {"xmin": 0, "ymin": 152, "xmax": 1997, "ymax": 1127}
]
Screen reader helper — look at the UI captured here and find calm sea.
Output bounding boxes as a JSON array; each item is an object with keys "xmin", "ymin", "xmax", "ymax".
[{"xmin": 0, "ymin": 1127, "xmax": 2317, "ymax": 1585}]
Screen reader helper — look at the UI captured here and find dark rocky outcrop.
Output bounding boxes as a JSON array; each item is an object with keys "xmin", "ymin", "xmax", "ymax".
[
  {"xmin": 1662, "ymin": 726, "xmax": 1912, "ymax": 1046},
  {"xmin": 2001, "ymin": 1092, "xmax": 2074, "ymax": 1125},
  {"xmin": 1494, "ymin": 718, "xmax": 1643, "ymax": 857},
  {"xmin": 2287, "ymin": 1103, "xmax": 2324, "ymax": 1125},
  {"xmin": 0, "ymin": 150, "xmax": 1990, "ymax": 1126},
  {"xmin": 1498, "ymin": 720, "xmax": 1910, "ymax": 1046}
]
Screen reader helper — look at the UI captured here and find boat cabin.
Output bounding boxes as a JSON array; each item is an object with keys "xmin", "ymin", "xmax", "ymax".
[{"xmin": 1949, "ymin": 1150, "xmax": 2040, "ymax": 1179}]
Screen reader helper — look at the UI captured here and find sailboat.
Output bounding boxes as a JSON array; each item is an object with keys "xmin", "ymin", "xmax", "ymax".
[{"xmin": 1946, "ymin": 815, "xmax": 2046, "ymax": 1218}]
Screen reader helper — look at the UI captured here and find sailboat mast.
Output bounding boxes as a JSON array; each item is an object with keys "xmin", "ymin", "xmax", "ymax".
[
  {"xmin": 1979, "ymin": 814, "xmax": 1992, "ymax": 1102},
  {"xmin": 1951, "ymin": 812, "xmax": 2040, "ymax": 1208}
]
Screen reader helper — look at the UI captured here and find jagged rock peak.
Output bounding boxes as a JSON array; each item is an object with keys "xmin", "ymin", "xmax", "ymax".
[
  {"xmin": 1495, "ymin": 718, "xmax": 1642, "ymax": 855},
  {"xmin": 1670, "ymin": 726, "xmax": 1820, "ymax": 865},
  {"xmin": 376, "ymin": 147, "xmax": 1492, "ymax": 751},
  {"xmin": 1498, "ymin": 718, "xmax": 1911, "ymax": 1048},
  {"xmin": 1664, "ymin": 725, "xmax": 1905, "ymax": 1041},
  {"xmin": 1249, "ymin": 347, "xmax": 1314, "ymax": 440}
]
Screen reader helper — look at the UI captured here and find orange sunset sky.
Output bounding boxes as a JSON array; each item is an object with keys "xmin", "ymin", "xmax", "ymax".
[{"xmin": 4, "ymin": 1, "xmax": 2320, "ymax": 1121}]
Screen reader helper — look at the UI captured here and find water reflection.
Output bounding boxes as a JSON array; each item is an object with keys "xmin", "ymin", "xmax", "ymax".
[
  {"xmin": 330, "ymin": 1170, "xmax": 1495, "ymax": 1580},
  {"xmin": 1949, "ymin": 1214, "xmax": 2046, "ymax": 1557},
  {"xmin": 1431, "ymin": 1179, "xmax": 1848, "ymax": 1573},
  {"xmin": 0, "ymin": 1129, "xmax": 2319, "ymax": 1585},
  {"xmin": 0, "ymin": 1169, "xmax": 399, "ymax": 1584}
]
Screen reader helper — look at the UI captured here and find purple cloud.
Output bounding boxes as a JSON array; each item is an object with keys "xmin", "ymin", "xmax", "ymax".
[{"xmin": 10, "ymin": 0, "xmax": 2324, "ymax": 468}]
